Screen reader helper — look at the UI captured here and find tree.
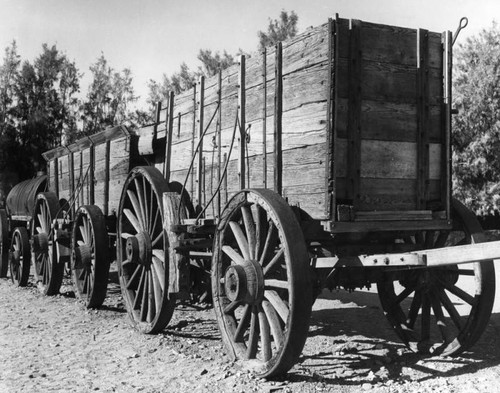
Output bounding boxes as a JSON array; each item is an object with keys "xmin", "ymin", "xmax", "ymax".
[
  {"xmin": 11, "ymin": 44, "xmax": 80, "ymax": 177},
  {"xmin": 452, "ymin": 22, "xmax": 500, "ymax": 213},
  {"xmin": 257, "ymin": 10, "xmax": 298, "ymax": 50},
  {"xmin": 0, "ymin": 41, "xmax": 20, "ymax": 134},
  {"xmin": 79, "ymin": 54, "xmax": 138, "ymax": 138}
]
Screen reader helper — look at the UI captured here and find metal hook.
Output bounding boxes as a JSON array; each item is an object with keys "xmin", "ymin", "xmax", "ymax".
[{"xmin": 452, "ymin": 17, "xmax": 468, "ymax": 46}]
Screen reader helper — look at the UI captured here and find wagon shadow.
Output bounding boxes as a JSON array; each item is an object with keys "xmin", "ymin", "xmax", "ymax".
[{"xmin": 286, "ymin": 289, "xmax": 500, "ymax": 386}]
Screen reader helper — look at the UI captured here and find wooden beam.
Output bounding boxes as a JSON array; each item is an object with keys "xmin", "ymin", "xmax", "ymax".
[
  {"xmin": 417, "ymin": 29, "xmax": 430, "ymax": 210},
  {"xmin": 104, "ymin": 140, "xmax": 110, "ymax": 216},
  {"xmin": 442, "ymin": 30, "xmax": 453, "ymax": 220},
  {"xmin": 191, "ymin": 84, "xmax": 197, "ymax": 198},
  {"xmin": 326, "ymin": 17, "xmax": 337, "ymax": 220},
  {"xmin": 89, "ymin": 144, "xmax": 95, "ymax": 205},
  {"xmin": 274, "ymin": 43, "xmax": 283, "ymax": 196},
  {"xmin": 68, "ymin": 151, "xmax": 75, "ymax": 216},
  {"xmin": 53, "ymin": 157, "xmax": 59, "ymax": 197},
  {"xmin": 154, "ymin": 100, "xmax": 162, "ymax": 139},
  {"xmin": 217, "ymin": 69, "xmax": 222, "ymax": 217},
  {"xmin": 196, "ymin": 76, "xmax": 205, "ymax": 206},
  {"xmin": 262, "ymin": 47, "xmax": 268, "ymax": 189},
  {"xmin": 346, "ymin": 19, "xmax": 362, "ymax": 207},
  {"xmin": 420, "ymin": 240, "xmax": 500, "ymax": 267},
  {"xmin": 238, "ymin": 54, "xmax": 246, "ymax": 190},
  {"xmin": 164, "ymin": 91, "xmax": 175, "ymax": 182}
]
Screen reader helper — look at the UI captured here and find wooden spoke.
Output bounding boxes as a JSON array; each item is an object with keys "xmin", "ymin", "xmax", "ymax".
[
  {"xmin": 264, "ymin": 279, "xmax": 289, "ymax": 290},
  {"xmin": 241, "ymin": 206, "xmax": 256, "ymax": 260},
  {"xmin": 457, "ymin": 269, "xmax": 475, "ymax": 276},
  {"xmin": 229, "ymin": 221, "xmax": 251, "ymax": 261},
  {"xmin": 151, "ymin": 266, "xmax": 163, "ymax": 312},
  {"xmin": 133, "ymin": 269, "xmax": 146, "ymax": 309},
  {"xmin": 407, "ymin": 291, "xmax": 422, "ymax": 328},
  {"xmin": 252, "ymin": 204, "xmax": 267, "ymax": 261},
  {"xmin": 147, "ymin": 271, "xmax": 155, "ymax": 323},
  {"xmin": 258, "ymin": 222, "xmax": 277, "ymax": 266},
  {"xmin": 151, "ymin": 256, "xmax": 165, "ymax": 291},
  {"xmin": 134, "ymin": 178, "xmax": 148, "ymax": 230},
  {"xmin": 123, "ymin": 208, "xmax": 142, "ymax": 234},
  {"xmin": 140, "ymin": 272, "xmax": 149, "ymax": 321},
  {"xmin": 222, "ymin": 245, "xmax": 246, "ymax": 265},
  {"xmin": 234, "ymin": 305, "xmax": 251, "ymax": 343},
  {"xmin": 430, "ymin": 291, "xmax": 451, "ymax": 343},
  {"xmin": 246, "ymin": 307, "xmax": 259, "ymax": 359},
  {"xmin": 421, "ymin": 295, "xmax": 431, "ymax": 342},
  {"xmin": 150, "ymin": 208, "xmax": 160, "ymax": 238},
  {"xmin": 258, "ymin": 306, "xmax": 272, "ymax": 361},
  {"xmin": 440, "ymin": 280, "xmax": 475, "ymax": 305},
  {"xmin": 263, "ymin": 247, "xmax": 284, "ymax": 276},
  {"xmin": 395, "ymin": 286, "xmax": 415, "ymax": 305},
  {"xmin": 438, "ymin": 289, "xmax": 463, "ymax": 330},
  {"xmin": 265, "ymin": 290, "xmax": 289, "ymax": 323},
  {"xmin": 127, "ymin": 265, "xmax": 142, "ymax": 290},
  {"xmin": 224, "ymin": 299, "xmax": 241, "ymax": 315},
  {"xmin": 127, "ymin": 189, "xmax": 146, "ymax": 230},
  {"xmin": 434, "ymin": 231, "xmax": 450, "ymax": 248},
  {"xmin": 151, "ymin": 232, "xmax": 163, "ymax": 248}
]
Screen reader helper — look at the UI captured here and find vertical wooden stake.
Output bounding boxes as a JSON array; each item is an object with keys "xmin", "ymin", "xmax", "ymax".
[
  {"xmin": 417, "ymin": 29, "xmax": 430, "ymax": 210},
  {"xmin": 196, "ymin": 76, "xmax": 205, "ymax": 206},
  {"xmin": 238, "ymin": 55, "xmax": 246, "ymax": 191},
  {"xmin": 217, "ymin": 69, "xmax": 222, "ymax": 218},
  {"xmin": 104, "ymin": 141, "xmax": 110, "ymax": 216},
  {"xmin": 190, "ymin": 84, "xmax": 197, "ymax": 197},
  {"xmin": 262, "ymin": 48, "xmax": 268, "ymax": 189},
  {"xmin": 442, "ymin": 30, "xmax": 453, "ymax": 220},
  {"xmin": 89, "ymin": 143, "xmax": 95, "ymax": 205},
  {"xmin": 346, "ymin": 19, "xmax": 362, "ymax": 207},
  {"xmin": 154, "ymin": 101, "xmax": 162, "ymax": 139},
  {"xmin": 274, "ymin": 43, "xmax": 283, "ymax": 196},
  {"xmin": 164, "ymin": 91, "xmax": 175, "ymax": 182}
]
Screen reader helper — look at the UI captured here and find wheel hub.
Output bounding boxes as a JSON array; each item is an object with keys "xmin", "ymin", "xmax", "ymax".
[
  {"xmin": 126, "ymin": 231, "xmax": 152, "ymax": 267},
  {"xmin": 224, "ymin": 260, "xmax": 264, "ymax": 304}
]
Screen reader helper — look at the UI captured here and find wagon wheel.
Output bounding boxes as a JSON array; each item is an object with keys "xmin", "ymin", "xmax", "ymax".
[
  {"xmin": 377, "ymin": 199, "xmax": 495, "ymax": 356},
  {"xmin": 0, "ymin": 209, "xmax": 8, "ymax": 277},
  {"xmin": 212, "ymin": 189, "xmax": 312, "ymax": 378},
  {"xmin": 9, "ymin": 227, "xmax": 31, "ymax": 286},
  {"xmin": 32, "ymin": 192, "xmax": 64, "ymax": 295},
  {"xmin": 117, "ymin": 166, "xmax": 176, "ymax": 334},
  {"xmin": 190, "ymin": 256, "xmax": 212, "ymax": 304},
  {"xmin": 71, "ymin": 205, "xmax": 109, "ymax": 308}
]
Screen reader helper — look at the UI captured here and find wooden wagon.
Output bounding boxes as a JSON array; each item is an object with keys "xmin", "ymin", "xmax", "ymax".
[{"xmin": 1, "ymin": 15, "xmax": 499, "ymax": 379}]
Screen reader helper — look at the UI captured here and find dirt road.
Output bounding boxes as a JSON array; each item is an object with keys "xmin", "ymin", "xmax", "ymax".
[{"xmin": 1, "ymin": 266, "xmax": 500, "ymax": 393}]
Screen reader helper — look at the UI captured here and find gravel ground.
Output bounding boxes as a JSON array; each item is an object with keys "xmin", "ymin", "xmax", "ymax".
[{"xmin": 1, "ymin": 267, "xmax": 500, "ymax": 392}]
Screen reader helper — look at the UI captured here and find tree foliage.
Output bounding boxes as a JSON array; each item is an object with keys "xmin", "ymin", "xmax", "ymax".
[
  {"xmin": 452, "ymin": 22, "xmax": 500, "ymax": 213},
  {"xmin": 257, "ymin": 10, "xmax": 298, "ymax": 50},
  {"xmin": 79, "ymin": 54, "xmax": 138, "ymax": 139}
]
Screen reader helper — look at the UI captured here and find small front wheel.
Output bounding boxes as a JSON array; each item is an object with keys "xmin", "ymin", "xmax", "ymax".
[
  {"xmin": 71, "ymin": 205, "xmax": 109, "ymax": 308},
  {"xmin": 9, "ymin": 227, "xmax": 31, "ymax": 286},
  {"xmin": 212, "ymin": 189, "xmax": 312, "ymax": 378},
  {"xmin": 32, "ymin": 192, "xmax": 64, "ymax": 295}
]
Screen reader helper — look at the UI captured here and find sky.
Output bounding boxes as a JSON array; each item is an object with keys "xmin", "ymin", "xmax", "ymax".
[{"xmin": 1, "ymin": 0, "xmax": 499, "ymax": 109}]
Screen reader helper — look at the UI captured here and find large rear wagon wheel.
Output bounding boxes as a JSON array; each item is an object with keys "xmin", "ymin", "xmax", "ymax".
[
  {"xmin": 117, "ymin": 167, "xmax": 176, "ymax": 334},
  {"xmin": 9, "ymin": 227, "xmax": 31, "ymax": 287},
  {"xmin": 32, "ymin": 192, "xmax": 64, "ymax": 295},
  {"xmin": 212, "ymin": 189, "xmax": 312, "ymax": 378},
  {"xmin": 0, "ymin": 209, "xmax": 9, "ymax": 277},
  {"xmin": 377, "ymin": 199, "xmax": 495, "ymax": 356},
  {"xmin": 71, "ymin": 205, "xmax": 109, "ymax": 308}
]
